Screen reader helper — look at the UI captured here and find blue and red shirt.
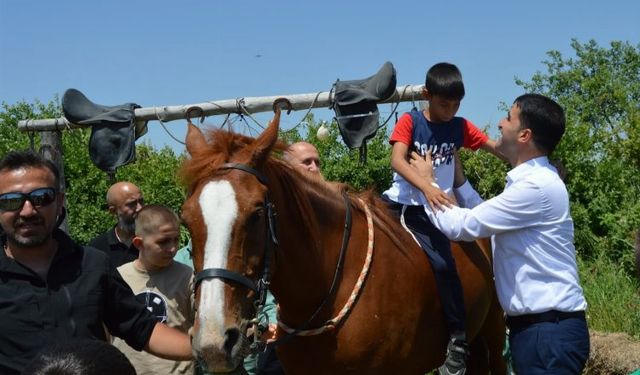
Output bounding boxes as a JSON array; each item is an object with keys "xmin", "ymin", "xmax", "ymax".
[{"xmin": 383, "ymin": 110, "xmax": 488, "ymax": 205}]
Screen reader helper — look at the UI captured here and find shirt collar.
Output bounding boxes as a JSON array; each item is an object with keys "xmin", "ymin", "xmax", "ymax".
[
  {"xmin": 505, "ymin": 156, "xmax": 551, "ymax": 186},
  {"xmin": 0, "ymin": 229, "xmax": 77, "ymax": 273}
]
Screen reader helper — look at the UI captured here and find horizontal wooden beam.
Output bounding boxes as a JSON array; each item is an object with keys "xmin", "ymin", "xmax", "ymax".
[{"xmin": 18, "ymin": 84, "xmax": 424, "ymax": 132}]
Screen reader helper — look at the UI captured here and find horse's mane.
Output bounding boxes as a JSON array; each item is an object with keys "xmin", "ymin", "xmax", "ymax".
[
  {"xmin": 180, "ymin": 127, "xmax": 287, "ymax": 191},
  {"xmin": 180, "ymin": 126, "xmax": 416, "ymax": 258},
  {"xmin": 264, "ymin": 158, "xmax": 416, "ymax": 258}
]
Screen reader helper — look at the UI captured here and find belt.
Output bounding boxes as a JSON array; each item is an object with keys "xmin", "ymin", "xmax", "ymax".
[{"xmin": 506, "ymin": 310, "xmax": 585, "ymax": 329}]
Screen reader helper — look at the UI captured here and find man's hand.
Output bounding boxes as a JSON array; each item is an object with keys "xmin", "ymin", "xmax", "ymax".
[{"xmin": 409, "ymin": 151, "xmax": 452, "ymax": 211}]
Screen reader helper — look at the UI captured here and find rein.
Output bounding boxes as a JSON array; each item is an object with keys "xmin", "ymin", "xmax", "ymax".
[{"xmin": 277, "ymin": 197, "xmax": 374, "ymax": 336}]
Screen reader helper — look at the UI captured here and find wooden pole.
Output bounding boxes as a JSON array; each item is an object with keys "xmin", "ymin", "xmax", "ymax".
[
  {"xmin": 17, "ymin": 84, "xmax": 425, "ymax": 131},
  {"xmin": 40, "ymin": 131, "xmax": 69, "ymax": 233}
]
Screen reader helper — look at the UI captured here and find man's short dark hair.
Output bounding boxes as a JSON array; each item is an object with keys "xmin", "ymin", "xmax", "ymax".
[
  {"xmin": 425, "ymin": 62, "xmax": 465, "ymax": 100},
  {"xmin": 514, "ymin": 94, "xmax": 566, "ymax": 154},
  {"xmin": 0, "ymin": 150, "xmax": 60, "ymax": 189}
]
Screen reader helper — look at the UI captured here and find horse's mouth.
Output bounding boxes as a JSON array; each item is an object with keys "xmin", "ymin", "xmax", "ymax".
[{"xmin": 193, "ymin": 320, "xmax": 254, "ymax": 373}]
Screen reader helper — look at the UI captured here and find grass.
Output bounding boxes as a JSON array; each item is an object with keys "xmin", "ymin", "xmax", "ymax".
[{"xmin": 578, "ymin": 254, "xmax": 640, "ymax": 339}]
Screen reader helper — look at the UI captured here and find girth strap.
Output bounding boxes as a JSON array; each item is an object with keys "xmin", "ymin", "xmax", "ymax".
[{"xmin": 195, "ymin": 268, "xmax": 258, "ymax": 292}]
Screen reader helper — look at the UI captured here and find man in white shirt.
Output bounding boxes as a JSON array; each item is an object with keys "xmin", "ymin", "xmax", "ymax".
[{"xmin": 411, "ymin": 94, "xmax": 589, "ymax": 374}]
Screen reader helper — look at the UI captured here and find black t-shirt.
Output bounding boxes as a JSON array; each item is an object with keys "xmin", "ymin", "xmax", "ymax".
[
  {"xmin": 0, "ymin": 230, "xmax": 157, "ymax": 375},
  {"xmin": 88, "ymin": 227, "xmax": 139, "ymax": 269}
]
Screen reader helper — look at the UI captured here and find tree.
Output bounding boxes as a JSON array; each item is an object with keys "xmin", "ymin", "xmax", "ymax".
[{"xmin": 515, "ymin": 39, "xmax": 640, "ymax": 272}]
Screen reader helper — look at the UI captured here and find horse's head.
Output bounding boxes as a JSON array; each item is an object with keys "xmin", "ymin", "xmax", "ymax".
[{"xmin": 180, "ymin": 110, "xmax": 282, "ymax": 372}]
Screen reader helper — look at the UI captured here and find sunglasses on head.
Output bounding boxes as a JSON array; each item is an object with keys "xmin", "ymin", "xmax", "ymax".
[{"xmin": 0, "ymin": 187, "xmax": 57, "ymax": 212}]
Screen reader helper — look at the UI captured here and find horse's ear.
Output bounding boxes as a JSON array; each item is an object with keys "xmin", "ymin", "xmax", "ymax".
[
  {"xmin": 251, "ymin": 109, "xmax": 281, "ymax": 165},
  {"xmin": 185, "ymin": 122, "xmax": 207, "ymax": 156}
]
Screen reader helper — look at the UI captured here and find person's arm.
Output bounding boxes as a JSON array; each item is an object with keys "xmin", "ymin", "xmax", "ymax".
[
  {"xmin": 479, "ymin": 139, "xmax": 508, "ymax": 163},
  {"xmin": 425, "ymin": 179, "xmax": 542, "ymax": 241},
  {"xmin": 145, "ymin": 322, "xmax": 193, "ymax": 360},
  {"xmin": 398, "ymin": 144, "xmax": 452, "ymax": 211}
]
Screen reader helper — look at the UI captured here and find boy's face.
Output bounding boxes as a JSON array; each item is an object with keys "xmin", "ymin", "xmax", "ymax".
[
  {"xmin": 424, "ymin": 91, "xmax": 461, "ymax": 123},
  {"xmin": 136, "ymin": 222, "xmax": 180, "ymax": 271}
]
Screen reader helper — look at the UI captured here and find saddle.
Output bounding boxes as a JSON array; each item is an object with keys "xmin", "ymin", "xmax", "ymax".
[
  {"xmin": 62, "ymin": 89, "xmax": 148, "ymax": 176},
  {"xmin": 332, "ymin": 61, "xmax": 397, "ymax": 161}
]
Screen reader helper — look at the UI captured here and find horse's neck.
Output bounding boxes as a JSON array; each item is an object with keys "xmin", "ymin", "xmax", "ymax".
[{"xmin": 267, "ymin": 174, "xmax": 348, "ymax": 321}]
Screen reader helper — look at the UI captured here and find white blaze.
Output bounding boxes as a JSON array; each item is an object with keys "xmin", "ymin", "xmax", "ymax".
[{"xmin": 198, "ymin": 180, "xmax": 238, "ymax": 331}]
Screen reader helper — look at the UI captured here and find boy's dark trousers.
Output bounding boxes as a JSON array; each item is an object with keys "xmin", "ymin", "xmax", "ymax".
[{"xmin": 383, "ymin": 198, "xmax": 467, "ymax": 334}]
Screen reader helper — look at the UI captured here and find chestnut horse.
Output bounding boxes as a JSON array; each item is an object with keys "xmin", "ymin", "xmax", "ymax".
[{"xmin": 180, "ymin": 109, "xmax": 506, "ymax": 374}]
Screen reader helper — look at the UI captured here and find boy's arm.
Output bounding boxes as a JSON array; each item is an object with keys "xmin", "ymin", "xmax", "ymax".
[
  {"xmin": 453, "ymin": 150, "xmax": 467, "ymax": 188},
  {"xmin": 479, "ymin": 138, "xmax": 508, "ymax": 163},
  {"xmin": 145, "ymin": 322, "xmax": 193, "ymax": 360},
  {"xmin": 400, "ymin": 146, "xmax": 452, "ymax": 211}
]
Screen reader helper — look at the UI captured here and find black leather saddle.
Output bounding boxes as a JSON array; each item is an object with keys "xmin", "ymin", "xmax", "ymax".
[
  {"xmin": 62, "ymin": 89, "xmax": 148, "ymax": 175},
  {"xmin": 332, "ymin": 61, "xmax": 397, "ymax": 161}
]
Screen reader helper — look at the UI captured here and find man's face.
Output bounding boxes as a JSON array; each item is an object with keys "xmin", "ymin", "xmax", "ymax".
[
  {"xmin": 288, "ymin": 144, "xmax": 322, "ymax": 175},
  {"xmin": 496, "ymin": 104, "xmax": 523, "ymax": 159},
  {"xmin": 137, "ymin": 222, "xmax": 180, "ymax": 271},
  {"xmin": 112, "ymin": 189, "xmax": 144, "ymax": 232},
  {"xmin": 0, "ymin": 167, "xmax": 62, "ymax": 248}
]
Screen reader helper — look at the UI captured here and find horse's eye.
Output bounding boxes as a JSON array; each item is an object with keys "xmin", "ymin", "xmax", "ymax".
[{"xmin": 247, "ymin": 206, "xmax": 265, "ymax": 225}]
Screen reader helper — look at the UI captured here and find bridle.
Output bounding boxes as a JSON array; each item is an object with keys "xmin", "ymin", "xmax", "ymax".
[
  {"xmin": 194, "ymin": 163, "xmax": 278, "ymax": 328},
  {"xmin": 192, "ymin": 161, "xmax": 362, "ymax": 354}
]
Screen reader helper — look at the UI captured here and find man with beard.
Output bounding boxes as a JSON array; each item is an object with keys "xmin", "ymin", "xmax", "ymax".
[
  {"xmin": 0, "ymin": 151, "xmax": 192, "ymax": 374},
  {"xmin": 89, "ymin": 181, "xmax": 144, "ymax": 269}
]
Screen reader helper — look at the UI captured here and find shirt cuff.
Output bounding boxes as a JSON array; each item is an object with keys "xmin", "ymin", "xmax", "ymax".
[{"xmin": 454, "ymin": 180, "xmax": 474, "ymax": 200}]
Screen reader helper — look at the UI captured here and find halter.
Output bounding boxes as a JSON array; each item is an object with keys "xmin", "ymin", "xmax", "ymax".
[{"xmin": 193, "ymin": 162, "xmax": 278, "ymax": 351}]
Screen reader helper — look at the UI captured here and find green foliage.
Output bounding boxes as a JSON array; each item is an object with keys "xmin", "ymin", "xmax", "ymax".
[
  {"xmin": 0, "ymin": 99, "xmax": 61, "ymax": 154},
  {"xmin": 579, "ymin": 255, "xmax": 640, "ymax": 338},
  {"xmin": 515, "ymin": 39, "xmax": 640, "ymax": 273},
  {"xmin": 280, "ymin": 113, "xmax": 393, "ymax": 192}
]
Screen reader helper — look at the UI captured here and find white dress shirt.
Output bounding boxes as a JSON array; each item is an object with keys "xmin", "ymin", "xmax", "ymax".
[{"xmin": 425, "ymin": 156, "xmax": 587, "ymax": 316}]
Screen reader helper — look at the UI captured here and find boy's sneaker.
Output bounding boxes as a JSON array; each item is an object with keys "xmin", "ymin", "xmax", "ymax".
[{"xmin": 438, "ymin": 338, "xmax": 469, "ymax": 375}]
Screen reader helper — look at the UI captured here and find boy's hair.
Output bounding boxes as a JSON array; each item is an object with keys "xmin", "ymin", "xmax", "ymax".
[
  {"xmin": 425, "ymin": 62, "xmax": 465, "ymax": 100},
  {"xmin": 134, "ymin": 204, "xmax": 179, "ymax": 237},
  {"xmin": 0, "ymin": 150, "xmax": 60, "ymax": 189},
  {"xmin": 514, "ymin": 94, "xmax": 566, "ymax": 154},
  {"xmin": 21, "ymin": 339, "xmax": 136, "ymax": 375}
]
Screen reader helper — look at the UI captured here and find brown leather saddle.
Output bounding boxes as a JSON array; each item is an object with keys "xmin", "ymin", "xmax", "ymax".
[
  {"xmin": 62, "ymin": 89, "xmax": 148, "ymax": 175},
  {"xmin": 332, "ymin": 62, "xmax": 397, "ymax": 161}
]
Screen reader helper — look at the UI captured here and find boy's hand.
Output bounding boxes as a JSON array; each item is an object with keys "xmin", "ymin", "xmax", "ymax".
[
  {"xmin": 409, "ymin": 151, "xmax": 433, "ymax": 179},
  {"xmin": 409, "ymin": 151, "xmax": 452, "ymax": 211}
]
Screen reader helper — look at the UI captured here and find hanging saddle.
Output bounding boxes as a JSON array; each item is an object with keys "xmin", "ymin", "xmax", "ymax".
[
  {"xmin": 62, "ymin": 89, "xmax": 148, "ymax": 175},
  {"xmin": 332, "ymin": 61, "xmax": 397, "ymax": 161}
]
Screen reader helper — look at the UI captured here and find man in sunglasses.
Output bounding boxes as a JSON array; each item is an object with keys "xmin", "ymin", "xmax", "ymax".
[
  {"xmin": 89, "ymin": 181, "xmax": 144, "ymax": 269},
  {"xmin": 0, "ymin": 150, "xmax": 192, "ymax": 375}
]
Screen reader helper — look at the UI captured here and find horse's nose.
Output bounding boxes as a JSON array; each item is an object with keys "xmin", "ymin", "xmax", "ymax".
[
  {"xmin": 223, "ymin": 327, "xmax": 241, "ymax": 354},
  {"xmin": 194, "ymin": 327, "xmax": 244, "ymax": 372}
]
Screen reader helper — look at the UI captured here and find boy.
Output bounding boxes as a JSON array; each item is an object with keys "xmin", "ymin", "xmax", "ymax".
[
  {"xmin": 381, "ymin": 62, "xmax": 501, "ymax": 375},
  {"xmin": 113, "ymin": 204, "xmax": 195, "ymax": 375}
]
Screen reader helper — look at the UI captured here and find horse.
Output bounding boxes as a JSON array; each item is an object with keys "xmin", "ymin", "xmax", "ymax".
[{"xmin": 180, "ymin": 108, "xmax": 506, "ymax": 374}]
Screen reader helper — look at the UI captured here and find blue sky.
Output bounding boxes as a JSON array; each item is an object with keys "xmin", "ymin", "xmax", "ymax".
[{"xmin": 1, "ymin": 0, "xmax": 638, "ymax": 155}]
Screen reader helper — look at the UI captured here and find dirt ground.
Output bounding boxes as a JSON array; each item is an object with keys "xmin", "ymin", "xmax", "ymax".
[{"xmin": 584, "ymin": 330, "xmax": 640, "ymax": 374}]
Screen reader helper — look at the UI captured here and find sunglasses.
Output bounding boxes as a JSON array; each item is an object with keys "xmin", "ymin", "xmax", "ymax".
[{"xmin": 0, "ymin": 187, "xmax": 58, "ymax": 212}]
